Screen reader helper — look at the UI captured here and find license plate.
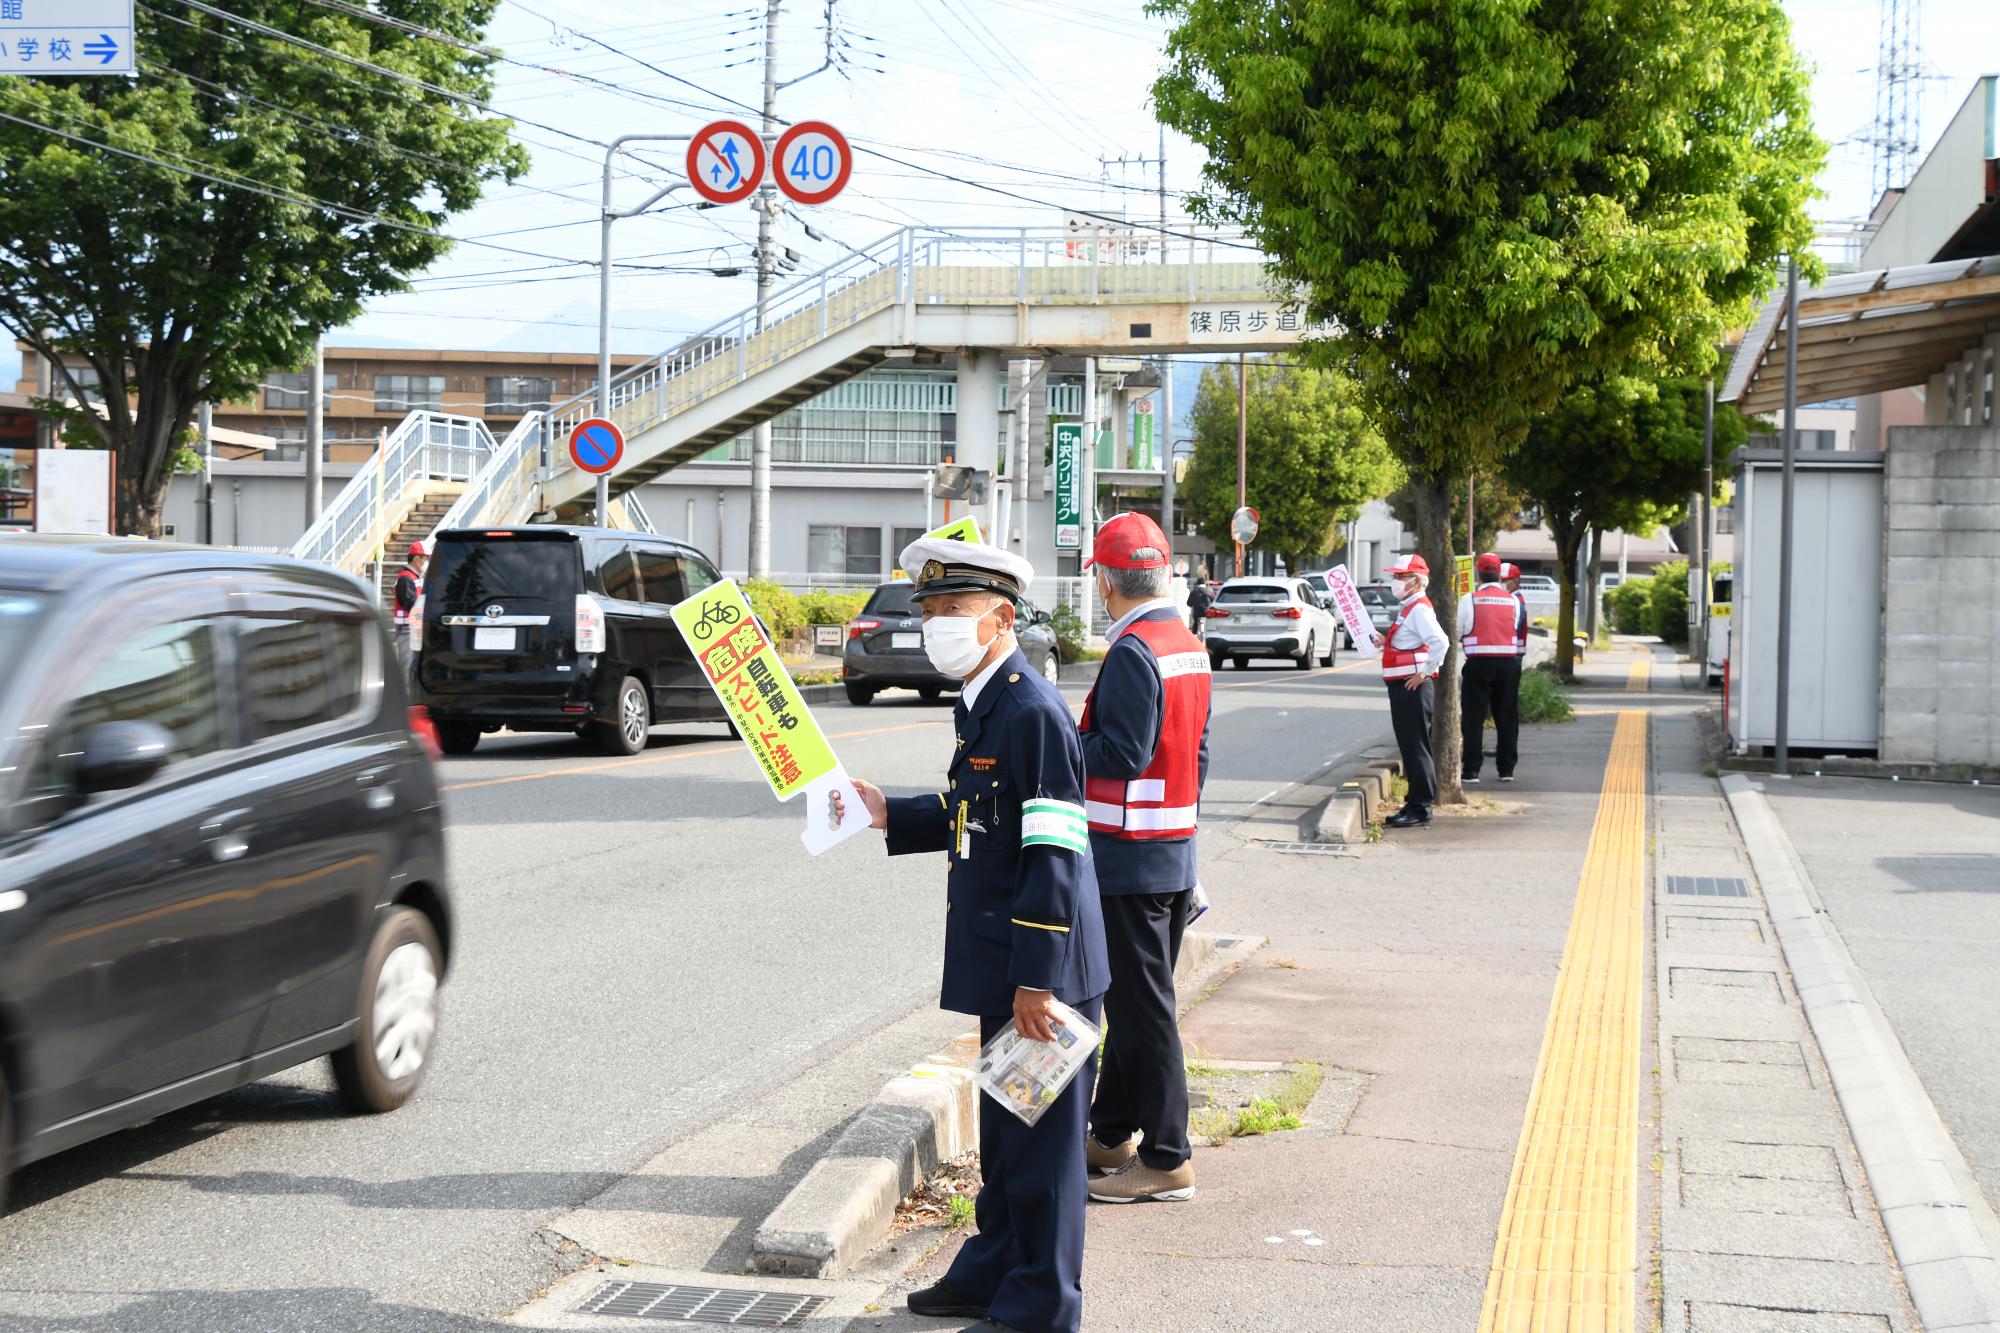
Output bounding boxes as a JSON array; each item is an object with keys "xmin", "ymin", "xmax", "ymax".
[
  {"xmin": 474, "ymin": 627, "xmax": 517, "ymax": 652},
  {"xmin": 892, "ymin": 632, "xmax": 921, "ymax": 649}
]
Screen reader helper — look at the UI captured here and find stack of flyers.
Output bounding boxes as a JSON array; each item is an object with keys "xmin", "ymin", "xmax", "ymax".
[
  {"xmin": 972, "ymin": 999, "xmax": 1101, "ymax": 1127},
  {"xmin": 1189, "ymin": 882, "xmax": 1211, "ymax": 924}
]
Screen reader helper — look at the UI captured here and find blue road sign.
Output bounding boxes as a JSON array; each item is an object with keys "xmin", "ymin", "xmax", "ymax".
[
  {"xmin": 0, "ymin": 0, "xmax": 134, "ymax": 76},
  {"xmin": 568, "ymin": 418, "xmax": 625, "ymax": 475}
]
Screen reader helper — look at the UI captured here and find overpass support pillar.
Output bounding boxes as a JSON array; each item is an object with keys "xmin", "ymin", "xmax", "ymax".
[{"xmin": 955, "ymin": 349, "xmax": 1002, "ymax": 533}]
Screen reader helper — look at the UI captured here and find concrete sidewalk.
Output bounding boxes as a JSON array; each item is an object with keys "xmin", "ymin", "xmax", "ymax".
[{"xmin": 856, "ymin": 645, "xmax": 1669, "ymax": 1332}]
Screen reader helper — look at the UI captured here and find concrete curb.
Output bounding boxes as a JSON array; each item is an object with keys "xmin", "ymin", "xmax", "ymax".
[
  {"xmin": 1722, "ymin": 774, "xmax": 2000, "ymax": 1331},
  {"xmin": 1311, "ymin": 757, "xmax": 1402, "ymax": 844},
  {"xmin": 748, "ymin": 929, "xmax": 1264, "ymax": 1278}
]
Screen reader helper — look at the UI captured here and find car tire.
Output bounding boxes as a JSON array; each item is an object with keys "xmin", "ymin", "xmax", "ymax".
[
  {"xmin": 845, "ymin": 683, "xmax": 874, "ymax": 706},
  {"xmin": 918, "ymin": 686, "xmax": 942, "ymax": 701},
  {"xmin": 436, "ymin": 722, "xmax": 480, "ymax": 756},
  {"xmin": 1042, "ymin": 651, "xmax": 1061, "ymax": 684},
  {"xmin": 331, "ymin": 906, "xmax": 442, "ymax": 1114},
  {"xmin": 593, "ymin": 675, "xmax": 651, "ymax": 756},
  {"xmin": 0, "ymin": 1060, "xmax": 10, "ymax": 1215},
  {"xmin": 1233, "ymin": 656, "xmax": 1249, "ymax": 671},
  {"xmin": 1320, "ymin": 636, "xmax": 1337, "ymax": 667},
  {"xmin": 1296, "ymin": 634, "xmax": 1315, "ymax": 670},
  {"xmin": 1209, "ymin": 651, "xmax": 1225, "ymax": 672}
]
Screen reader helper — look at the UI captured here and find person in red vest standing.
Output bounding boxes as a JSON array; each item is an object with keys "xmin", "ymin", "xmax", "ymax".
[
  {"xmin": 1503, "ymin": 562, "xmax": 1529, "ymax": 779},
  {"xmin": 1371, "ymin": 554, "xmax": 1450, "ymax": 827},
  {"xmin": 1076, "ymin": 512, "xmax": 1212, "ymax": 1205},
  {"xmin": 393, "ymin": 539, "xmax": 428, "ymax": 670},
  {"xmin": 1457, "ymin": 552, "xmax": 1520, "ymax": 783}
]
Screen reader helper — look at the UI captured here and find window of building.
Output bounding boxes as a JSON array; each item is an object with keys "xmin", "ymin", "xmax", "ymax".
[
  {"xmin": 373, "ymin": 374, "xmax": 447, "ymax": 412},
  {"xmin": 60, "ymin": 364, "xmax": 104, "ymax": 405},
  {"xmin": 807, "ymin": 525, "xmax": 884, "ymax": 578},
  {"xmin": 486, "ymin": 376, "xmax": 555, "ymax": 412},
  {"xmin": 240, "ymin": 616, "xmax": 364, "ymax": 740},
  {"xmin": 265, "ymin": 372, "xmax": 340, "ymax": 410},
  {"xmin": 891, "ymin": 527, "xmax": 925, "ymax": 571}
]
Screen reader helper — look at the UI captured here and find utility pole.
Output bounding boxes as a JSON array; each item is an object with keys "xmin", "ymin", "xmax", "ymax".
[
  {"xmin": 1158, "ymin": 357, "xmax": 1175, "ymax": 563},
  {"xmin": 1235, "ymin": 351, "xmax": 1247, "ymax": 578},
  {"xmin": 1081, "ymin": 356, "xmax": 1098, "ymax": 635},
  {"xmin": 1156, "ymin": 123, "xmax": 1167, "ymax": 264},
  {"xmin": 306, "ymin": 332, "xmax": 324, "ymax": 526},
  {"xmin": 1775, "ymin": 258, "xmax": 1800, "ymax": 777},
  {"xmin": 198, "ymin": 400, "xmax": 214, "ymax": 545},
  {"xmin": 747, "ymin": 0, "xmax": 782, "ymax": 578},
  {"xmin": 1697, "ymin": 376, "xmax": 1714, "ymax": 678},
  {"xmin": 1466, "ymin": 473, "xmax": 1476, "ymax": 560}
]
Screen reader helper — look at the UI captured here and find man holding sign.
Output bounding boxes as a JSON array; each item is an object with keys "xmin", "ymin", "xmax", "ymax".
[{"xmin": 843, "ymin": 537, "xmax": 1109, "ymax": 1333}]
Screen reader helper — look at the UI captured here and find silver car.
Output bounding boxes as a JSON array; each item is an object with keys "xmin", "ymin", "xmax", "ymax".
[{"xmin": 1203, "ymin": 577, "xmax": 1339, "ymax": 670}]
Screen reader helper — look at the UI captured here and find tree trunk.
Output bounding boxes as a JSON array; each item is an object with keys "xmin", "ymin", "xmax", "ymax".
[
  {"xmin": 1549, "ymin": 512, "xmax": 1584, "ymax": 678},
  {"xmin": 1410, "ymin": 469, "xmax": 1462, "ymax": 807}
]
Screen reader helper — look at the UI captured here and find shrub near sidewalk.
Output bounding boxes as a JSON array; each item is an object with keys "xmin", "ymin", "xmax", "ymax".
[{"xmin": 1518, "ymin": 664, "xmax": 1575, "ymax": 723}]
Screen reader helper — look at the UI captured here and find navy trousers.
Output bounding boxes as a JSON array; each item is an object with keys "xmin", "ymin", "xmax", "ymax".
[
  {"xmin": 947, "ymin": 994, "xmax": 1103, "ymax": 1333},
  {"xmin": 1460, "ymin": 657, "xmax": 1517, "ymax": 778},
  {"xmin": 1386, "ymin": 678, "xmax": 1437, "ymax": 811},
  {"xmin": 1090, "ymin": 891, "xmax": 1192, "ymax": 1170}
]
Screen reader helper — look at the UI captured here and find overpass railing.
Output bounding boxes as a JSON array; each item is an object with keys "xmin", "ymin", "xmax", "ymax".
[{"xmin": 289, "ymin": 411, "xmax": 492, "ymax": 572}]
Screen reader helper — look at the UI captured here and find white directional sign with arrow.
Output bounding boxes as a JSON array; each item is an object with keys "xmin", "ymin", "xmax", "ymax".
[{"xmin": 0, "ymin": 0, "xmax": 134, "ymax": 75}]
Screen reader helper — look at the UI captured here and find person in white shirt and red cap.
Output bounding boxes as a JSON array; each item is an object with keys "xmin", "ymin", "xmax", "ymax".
[{"xmin": 1369, "ymin": 554, "xmax": 1450, "ymax": 827}]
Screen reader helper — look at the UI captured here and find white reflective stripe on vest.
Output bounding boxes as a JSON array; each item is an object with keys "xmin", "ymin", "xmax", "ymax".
[
  {"xmin": 1127, "ymin": 778, "xmax": 1167, "ymax": 802},
  {"xmin": 1464, "ymin": 643, "xmax": 1515, "ymax": 655},
  {"xmin": 1086, "ymin": 800, "xmax": 1127, "ymax": 826},
  {"xmin": 1122, "ymin": 804, "xmax": 1199, "ymax": 832},
  {"xmin": 1154, "ymin": 650, "xmax": 1212, "ymax": 679}
]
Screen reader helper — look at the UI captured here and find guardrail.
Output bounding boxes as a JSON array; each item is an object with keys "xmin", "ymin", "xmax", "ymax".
[
  {"xmin": 428, "ymin": 412, "xmax": 545, "ymax": 537},
  {"xmin": 539, "ymin": 225, "xmax": 1279, "ymax": 499},
  {"xmin": 290, "ymin": 411, "xmax": 494, "ymax": 571}
]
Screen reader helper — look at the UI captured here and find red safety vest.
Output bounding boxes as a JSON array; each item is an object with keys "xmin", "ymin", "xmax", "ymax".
[
  {"xmin": 1381, "ymin": 596, "xmax": 1436, "ymax": 679},
  {"xmin": 392, "ymin": 568, "xmax": 420, "ymax": 628},
  {"xmin": 1079, "ymin": 615, "xmax": 1211, "ymax": 841},
  {"xmin": 1464, "ymin": 584, "xmax": 1519, "ymax": 656},
  {"xmin": 1512, "ymin": 591, "xmax": 1529, "ymax": 656}
]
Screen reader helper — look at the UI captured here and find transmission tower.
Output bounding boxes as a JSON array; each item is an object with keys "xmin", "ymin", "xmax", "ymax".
[{"xmin": 1870, "ymin": 0, "xmax": 1924, "ymax": 202}]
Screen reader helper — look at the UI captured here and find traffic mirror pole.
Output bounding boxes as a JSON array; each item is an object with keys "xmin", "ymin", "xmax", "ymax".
[{"xmin": 599, "ymin": 135, "xmax": 691, "ymax": 526}]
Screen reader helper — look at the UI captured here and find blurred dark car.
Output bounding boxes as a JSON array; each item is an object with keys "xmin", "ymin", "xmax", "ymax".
[
  {"xmin": 0, "ymin": 536, "xmax": 451, "ymax": 1211},
  {"xmin": 412, "ymin": 526, "xmax": 731, "ymax": 756},
  {"xmin": 841, "ymin": 580, "xmax": 1062, "ymax": 705},
  {"xmin": 1359, "ymin": 583, "xmax": 1399, "ymax": 633}
]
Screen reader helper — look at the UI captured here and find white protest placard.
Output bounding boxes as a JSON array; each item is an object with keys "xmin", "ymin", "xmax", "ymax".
[{"xmin": 1325, "ymin": 564, "xmax": 1378, "ymax": 657}]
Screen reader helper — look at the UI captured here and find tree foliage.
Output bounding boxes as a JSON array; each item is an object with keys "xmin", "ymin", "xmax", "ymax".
[
  {"xmin": 0, "ymin": 1, "xmax": 527, "ymax": 534},
  {"xmin": 1151, "ymin": 0, "xmax": 1822, "ymax": 797},
  {"xmin": 1505, "ymin": 377, "xmax": 1749, "ymax": 671},
  {"xmin": 1182, "ymin": 358, "xmax": 1401, "ymax": 570}
]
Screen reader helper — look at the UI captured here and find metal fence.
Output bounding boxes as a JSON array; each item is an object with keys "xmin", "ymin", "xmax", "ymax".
[{"xmin": 289, "ymin": 412, "xmax": 494, "ymax": 572}]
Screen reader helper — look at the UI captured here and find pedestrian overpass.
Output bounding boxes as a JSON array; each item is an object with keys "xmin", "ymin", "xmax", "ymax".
[{"xmin": 293, "ymin": 225, "xmax": 1310, "ymax": 575}]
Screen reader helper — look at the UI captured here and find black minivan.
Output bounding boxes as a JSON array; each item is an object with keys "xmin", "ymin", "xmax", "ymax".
[
  {"xmin": 0, "ymin": 536, "xmax": 451, "ymax": 1211},
  {"xmin": 413, "ymin": 526, "xmax": 730, "ymax": 756}
]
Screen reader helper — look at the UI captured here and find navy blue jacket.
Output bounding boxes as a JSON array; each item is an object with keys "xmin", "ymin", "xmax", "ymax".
[
  {"xmin": 885, "ymin": 646, "xmax": 1111, "ymax": 1017},
  {"xmin": 1079, "ymin": 608, "xmax": 1212, "ymax": 895}
]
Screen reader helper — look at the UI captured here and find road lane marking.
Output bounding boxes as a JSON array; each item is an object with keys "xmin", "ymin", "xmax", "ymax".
[
  {"xmin": 440, "ymin": 719, "xmax": 948, "ymax": 793},
  {"xmin": 1478, "ymin": 709, "xmax": 1647, "ymax": 1333}
]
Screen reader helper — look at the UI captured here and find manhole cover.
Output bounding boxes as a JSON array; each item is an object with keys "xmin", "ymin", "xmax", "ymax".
[
  {"xmin": 577, "ymin": 1281, "xmax": 829, "ymax": 1327},
  {"xmin": 1665, "ymin": 875, "xmax": 1751, "ymax": 899},
  {"xmin": 1264, "ymin": 841, "xmax": 1355, "ymax": 856}
]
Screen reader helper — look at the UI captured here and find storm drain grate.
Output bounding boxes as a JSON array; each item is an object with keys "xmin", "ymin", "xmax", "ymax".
[
  {"xmin": 1665, "ymin": 875, "xmax": 1752, "ymax": 899},
  {"xmin": 577, "ymin": 1281, "xmax": 829, "ymax": 1327},
  {"xmin": 1264, "ymin": 841, "xmax": 1355, "ymax": 856}
]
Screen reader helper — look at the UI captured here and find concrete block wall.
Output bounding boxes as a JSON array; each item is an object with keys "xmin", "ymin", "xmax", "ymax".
[{"xmin": 1881, "ymin": 425, "xmax": 2000, "ymax": 768}]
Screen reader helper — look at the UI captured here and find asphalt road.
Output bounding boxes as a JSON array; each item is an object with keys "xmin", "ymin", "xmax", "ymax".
[{"xmin": 0, "ymin": 654, "xmax": 1391, "ymax": 1331}]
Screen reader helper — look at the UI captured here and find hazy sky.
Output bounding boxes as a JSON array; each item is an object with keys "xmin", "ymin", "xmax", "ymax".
[{"xmin": 6, "ymin": 0, "xmax": 1997, "ymax": 386}]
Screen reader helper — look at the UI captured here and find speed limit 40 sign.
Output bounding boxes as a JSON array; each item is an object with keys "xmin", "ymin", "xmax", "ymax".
[{"xmin": 773, "ymin": 121, "xmax": 852, "ymax": 206}]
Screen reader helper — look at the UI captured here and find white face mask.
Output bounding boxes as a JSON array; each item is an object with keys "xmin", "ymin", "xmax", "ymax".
[{"xmin": 923, "ymin": 607, "xmax": 999, "ymax": 678}]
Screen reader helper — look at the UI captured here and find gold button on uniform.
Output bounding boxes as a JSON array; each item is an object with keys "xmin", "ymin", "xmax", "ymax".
[{"xmin": 1008, "ymin": 673, "xmax": 1021, "ymax": 683}]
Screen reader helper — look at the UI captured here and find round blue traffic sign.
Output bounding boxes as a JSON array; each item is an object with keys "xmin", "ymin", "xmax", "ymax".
[{"xmin": 569, "ymin": 418, "xmax": 625, "ymax": 475}]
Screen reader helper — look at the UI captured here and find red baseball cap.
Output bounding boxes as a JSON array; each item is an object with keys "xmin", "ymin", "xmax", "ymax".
[
  {"xmin": 1477, "ymin": 552, "xmax": 1502, "ymax": 576},
  {"xmin": 408, "ymin": 539, "xmax": 428, "ymax": 558},
  {"xmin": 1501, "ymin": 562, "xmax": 1521, "ymax": 579},
  {"xmin": 1386, "ymin": 553, "xmax": 1429, "ymax": 578},
  {"xmin": 1086, "ymin": 512, "xmax": 1171, "ymax": 570}
]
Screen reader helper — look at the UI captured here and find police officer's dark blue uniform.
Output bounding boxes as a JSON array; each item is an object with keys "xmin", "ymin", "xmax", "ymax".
[{"xmin": 856, "ymin": 539, "xmax": 1109, "ymax": 1333}]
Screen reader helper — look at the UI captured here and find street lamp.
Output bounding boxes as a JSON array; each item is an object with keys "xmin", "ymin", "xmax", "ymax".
[{"xmin": 598, "ymin": 134, "xmax": 692, "ymax": 524}]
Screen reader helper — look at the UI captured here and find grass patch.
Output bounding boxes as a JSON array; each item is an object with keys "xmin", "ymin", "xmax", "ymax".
[
  {"xmin": 1188, "ymin": 1061, "xmax": 1324, "ymax": 1145},
  {"xmin": 1184, "ymin": 1046, "xmax": 1222, "ymax": 1079},
  {"xmin": 1364, "ymin": 820, "xmax": 1383, "ymax": 844},
  {"xmin": 1701, "ymin": 762, "xmax": 1721, "ymax": 778},
  {"xmin": 1269, "ymin": 958, "xmax": 1300, "ymax": 970},
  {"xmin": 1388, "ymin": 773, "xmax": 1409, "ymax": 804},
  {"xmin": 1232, "ymin": 1097, "xmax": 1304, "ymax": 1135},
  {"xmin": 789, "ymin": 667, "xmax": 842, "ymax": 687},
  {"xmin": 1592, "ymin": 626, "xmax": 1613, "ymax": 651},
  {"xmin": 946, "ymin": 1194, "xmax": 976, "ymax": 1230},
  {"xmin": 1518, "ymin": 667, "xmax": 1575, "ymax": 723}
]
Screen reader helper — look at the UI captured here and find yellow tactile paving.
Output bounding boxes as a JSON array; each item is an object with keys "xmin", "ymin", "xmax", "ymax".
[
  {"xmin": 1478, "ymin": 709, "xmax": 1648, "ymax": 1333},
  {"xmin": 1625, "ymin": 656, "xmax": 1651, "ymax": 692}
]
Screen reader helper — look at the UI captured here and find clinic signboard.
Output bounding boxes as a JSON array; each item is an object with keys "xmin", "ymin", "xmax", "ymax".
[{"xmin": 1053, "ymin": 422, "xmax": 1084, "ymax": 550}]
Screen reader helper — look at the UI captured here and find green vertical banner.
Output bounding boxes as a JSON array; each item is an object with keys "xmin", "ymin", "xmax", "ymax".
[
  {"xmin": 1095, "ymin": 425, "xmax": 1114, "ymax": 471},
  {"xmin": 1053, "ymin": 422, "xmax": 1083, "ymax": 550},
  {"xmin": 1133, "ymin": 399, "xmax": 1157, "ymax": 471}
]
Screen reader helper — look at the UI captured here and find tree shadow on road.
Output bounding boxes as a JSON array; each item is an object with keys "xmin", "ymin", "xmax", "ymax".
[{"xmin": 0, "ymin": 1288, "xmax": 519, "ymax": 1332}]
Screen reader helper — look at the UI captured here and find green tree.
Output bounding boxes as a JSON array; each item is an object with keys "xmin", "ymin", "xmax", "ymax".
[
  {"xmin": 1182, "ymin": 358, "xmax": 1401, "ymax": 570},
  {"xmin": 0, "ymin": 2, "xmax": 526, "ymax": 535},
  {"xmin": 1505, "ymin": 377, "xmax": 1749, "ymax": 673},
  {"xmin": 1151, "ymin": 0, "xmax": 1822, "ymax": 800}
]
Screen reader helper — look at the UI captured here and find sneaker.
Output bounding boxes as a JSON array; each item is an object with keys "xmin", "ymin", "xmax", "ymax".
[
  {"xmin": 1086, "ymin": 1131, "xmax": 1138, "ymax": 1175},
  {"xmin": 1500, "ymin": 774, "xmax": 1516, "ymax": 783},
  {"xmin": 1462, "ymin": 774, "xmax": 1482, "ymax": 784},
  {"xmin": 1089, "ymin": 1158, "xmax": 1196, "ymax": 1204}
]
